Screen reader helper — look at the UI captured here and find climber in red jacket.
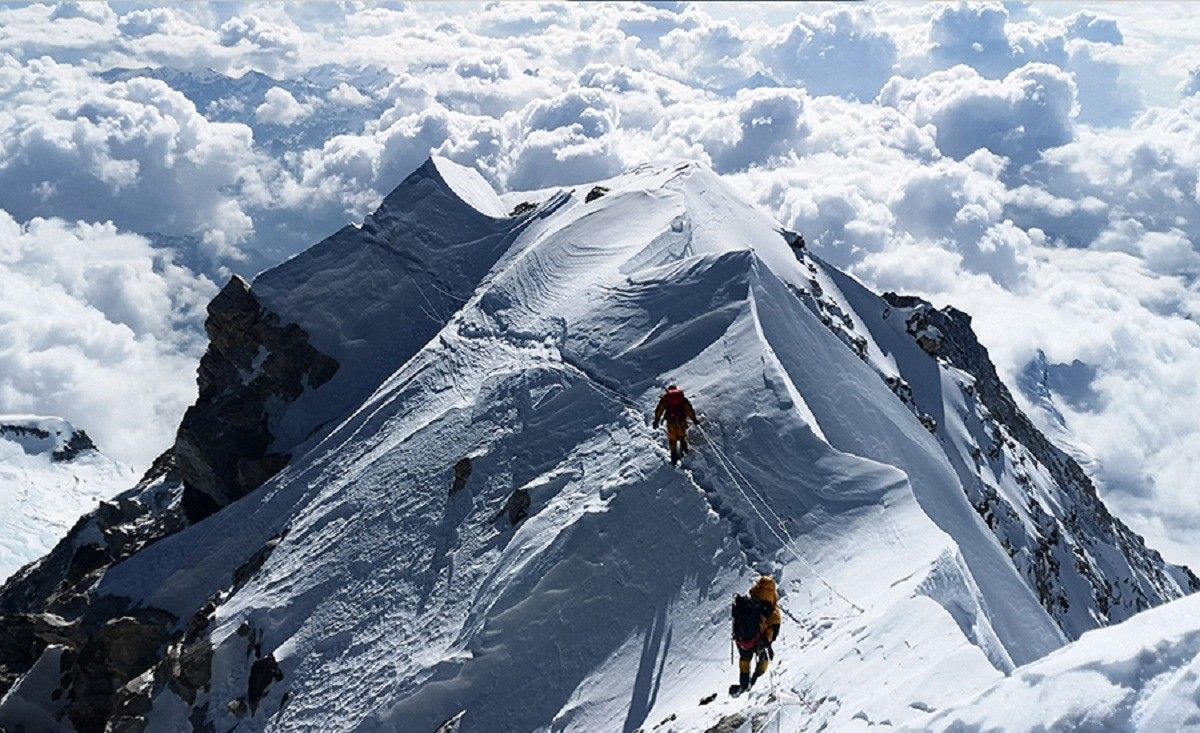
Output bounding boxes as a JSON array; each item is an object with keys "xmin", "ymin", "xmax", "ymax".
[{"xmin": 653, "ymin": 385, "xmax": 699, "ymax": 465}]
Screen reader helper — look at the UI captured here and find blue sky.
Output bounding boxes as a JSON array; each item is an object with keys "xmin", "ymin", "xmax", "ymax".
[{"xmin": 1, "ymin": 1, "xmax": 1198, "ymax": 567}]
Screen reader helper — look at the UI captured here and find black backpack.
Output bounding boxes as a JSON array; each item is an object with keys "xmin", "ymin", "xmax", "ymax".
[{"xmin": 731, "ymin": 594, "xmax": 768, "ymax": 643}]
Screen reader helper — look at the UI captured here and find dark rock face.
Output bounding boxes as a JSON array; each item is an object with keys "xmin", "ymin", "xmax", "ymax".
[
  {"xmin": 65, "ymin": 611, "xmax": 176, "ymax": 733},
  {"xmin": 0, "ymin": 613, "xmax": 79, "ymax": 693},
  {"xmin": 495, "ymin": 488, "xmax": 530, "ymax": 526},
  {"xmin": 177, "ymin": 275, "xmax": 339, "ymax": 524},
  {"xmin": 0, "ymin": 422, "xmax": 97, "ymax": 461},
  {"xmin": 509, "ymin": 201, "xmax": 537, "ymax": 217},
  {"xmin": 247, "ymin": 654, "xmax": 283, "ymax": 714},
  {"xmin": 0, "ymin": 450, "xmax": 184, "ymax": 619},
  {"xmin": 53, "ymin": 429, "xmax": 98, "ymax": 462},
  {"xmin": 435, "ymin": 711, "xmax": 467, "ymax": 732},
  {"xmin": 779, "ymin": 228, "xmax": 806, "ymax": 250},
  {"xmin": 881, "ymin": 292, "xmax": 1200, "ymax": 634},
  {"xmin": 450, "ymin": 457, "xmax": 472, "ymax": 495},
  {"xmin": 0, "ymin": 451, "xmax": 185, "ymax": 713}
]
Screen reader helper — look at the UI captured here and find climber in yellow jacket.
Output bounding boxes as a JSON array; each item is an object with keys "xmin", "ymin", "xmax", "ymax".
[
  {"xmin": 730, "ymin": 576, "xmax": 782, "ymax": 695},
  {"xmin": 653, "ymin": 385, "xmax": 698, "ymax": 465}
]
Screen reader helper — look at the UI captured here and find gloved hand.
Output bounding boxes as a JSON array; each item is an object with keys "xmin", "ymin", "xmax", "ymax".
[{"xmin": 652, "ymin": 419, "xmax": 659, "ymax": 429}]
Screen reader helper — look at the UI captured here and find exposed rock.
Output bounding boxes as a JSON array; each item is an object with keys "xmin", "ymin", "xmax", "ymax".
[
  {"xmin": 0, "ymin": 612, "xmax": 79, "ymax": 696},
  {"xmin": 189, "ymin": 703, "xmax": 215, "ymax": 733},
  {"xmin": 53, "ymin": 429, "xmax": 98, "ymax": 462},
  {"xmin": 247, "ymin": 653, "xmax": 283, "ymax": 714},
  {"xmin": 0, "ymin": 422, "xmax": 51, "ymax": 441},
  {"xmin": 705, "ymin": 712, "xmax": 747, "ymax": 733},
  {"xmin": 881, "ymin": 291, "xmax": 1200, "ymax": 634},
  {"xmin": 435, "ymin": 710, "xmax": 466, "ymax": 732},
  {"xmin": 171, "ymin": 639, "xmax": 213, "ymax": 704},
  {"xmin": 232, "ymin": 532, "xmax": 286, "ymax": 593},
  {"xmin": 585, "ymin": 185, "xmax": 610, "ymax": 203},
  {"xmin": 509, "ymin": 201, "xmax": 537, "ymax": 217},
  {"xmin": 494, "ymin": 488, "xmax": 530, "ymax": 526},
  {"xmin": 0, "ymin": 450, "xmax": 184, "ymax": 620},
  {"xmin": 107, "ymin": 715, "xmax": 148, "ymax": 733},
  {"xmin": 779, "ymin": 228, "xmax": 806, "ymax": 250},
  {"xmin": 450, "ymin": 457, "xmax": 472, "ymax": 495},
  {"xmin": 885, "ymin": 296, "xmax": 944, "ymax": 357},
  {"xmin": 66, "ymin": 610, "xmax": 175, "ymax": 733},
  {"xmin": 177, "ymin": 275, "xmax": 339, "ymax": 523}
]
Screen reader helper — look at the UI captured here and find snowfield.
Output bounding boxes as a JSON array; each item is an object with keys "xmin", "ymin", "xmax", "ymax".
[
  {"xmin": 924, "ymin": 592, "xmax": 1200, "ymax": 731},
  {"xmin": 0, "ymin": 158, "xmax": 1195, "ymax": 732},
  {"xmin": 0, "ymin": 416, "xmax": 130, "ymax": 581}
]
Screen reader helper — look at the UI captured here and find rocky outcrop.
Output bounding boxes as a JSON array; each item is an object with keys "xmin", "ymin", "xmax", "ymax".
[
  {"xmin": 176, "ymin": 275, "xmax": 338, "ymax": 524},
  {"xmin": 0, "ymin": 419, "xmax": 98, "ymax": 462},
  {"xmin": 0, "ymin": 450, "xmax": 184, "ymax": 712},
  {"xmin": 0, "ymin": 612, "xmax": 78, "ymax": 694},
  {"xmin": 0, "ymin": 530, "xmax": 283, "ymax": 729},
  {"xmin": 0, "ymin": 450, "xmax": 184, "ymax": 619},
  {"xmin": 0, "ymin": 158, "xmax": 519, "ymax": 731},
  {"xmin": 65, "ymin": 610, "xmax": 177, "ymax": 733},
  {"xmin": 882, "ymin": 292, "xmax": 1200, "ymax": 635},
  {"xmin": 53, "ymin": 429, "xmax": 98, "ymax": 462},
  {"xmin": 450, "ymin": 457, "xmax": 472, "ymax": 495}
]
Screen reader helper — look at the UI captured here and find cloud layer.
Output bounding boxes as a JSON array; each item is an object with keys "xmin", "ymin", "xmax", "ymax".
[
  {"xmin": 2, "ymin": 1, "xmax": 1199, "ymax": 567},
  {"xmin": 0, "ymin": 213, "xmax": 215, "ymax": 466}
]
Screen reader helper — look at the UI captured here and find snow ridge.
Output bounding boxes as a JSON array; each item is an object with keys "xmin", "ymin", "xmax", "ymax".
[{"xmin": 0, "ymin": 159, "xmax": 1194, "ymax": 733}]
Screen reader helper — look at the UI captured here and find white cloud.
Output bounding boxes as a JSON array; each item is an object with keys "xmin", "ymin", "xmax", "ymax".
[
  {"xmin": 756, "ymin": 7, "xmax": 899, "ymax": 101},
  {"xmin": 926, "ymin": 2, "xmax": 1068, "ymax": 79},
  {"xmin": 0, "ymin": 212, "xmax": 216, "ymax": 467},
  {"xmin": 659, "ymin": 18, "xmax": 754, "ymax": 89},
  {"xmin": 217, "ymin": 14, "xmax": 307, "ymax": 77},
  {"xmin": 255, "ymin": 86, "xmax": 313, "ymax": 125},
  {"xmin": 880, "ymin": 62, "xmax": 1077, "ymax": 169},
  {"xmin": 329, "ymin": 82, "xmax": 371, "ymax": 107},
  {"xmin": 1, "ymin": 1, "xmax": 1199, "ymax": 568},
  {"xmin": 0, "ymin": 56, "xmax": 268, "ymax": 258},
  {"xmin": 503, "ymin": 88, "xmax": 624, "ymax": 190}
]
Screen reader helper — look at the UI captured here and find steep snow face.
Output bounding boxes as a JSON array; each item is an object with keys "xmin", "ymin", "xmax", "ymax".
[
  {"xmin": 0, "ymin": 416, "xmax": 131, "ymax": 581},
  {"xmin": 827, "ymin": 284, "xmax": 1197, "ymax": 639},
  {"xmin": 924, "ymin": 592, "xmax": 1200, "ymax": 731},
  {"xmin": 0, "ymin": 159, "xmax": 1191, "ymax": 733},
  {"xmin": 251, "ymin": 155, "xmax": 523, "ymax": 451},
  {"xmin": 429, "ymin": 156, "xmax": 508, "ymax": 219},
  {"xmin": 89, "ymin": 162, "xmax": 1059, "ymax": 732}
]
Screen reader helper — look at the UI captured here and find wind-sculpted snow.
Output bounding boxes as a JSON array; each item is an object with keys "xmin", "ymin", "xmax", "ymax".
[
  {"xmin": 0, "ymin": 158, "xmax": 1193, "ymax": 732},
  {"xmin": 89, "ymin": 161, "xmax": 1046, "ymax": 731},
  {"xmin": 250, "ymin": 156, "xmax": 525, "ymax": 450},
  {"xmin": 923, "ymin": 592, "xmax": 1200, "ymax": 732}
]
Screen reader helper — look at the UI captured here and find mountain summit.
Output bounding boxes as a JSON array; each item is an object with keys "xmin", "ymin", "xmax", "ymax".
[{"xmin": 0, "ymin": 158, "xmax": 1194, "ymax": 732}]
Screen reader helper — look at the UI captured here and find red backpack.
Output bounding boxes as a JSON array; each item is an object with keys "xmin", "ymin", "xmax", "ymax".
[{"xmin": 663, "ymin": 388, "xmax": 687, "ymax": 423}]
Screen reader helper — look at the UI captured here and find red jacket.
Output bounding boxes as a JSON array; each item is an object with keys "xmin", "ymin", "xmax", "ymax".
[{"xmin": 655, "ymin": 388, "xmax": 697, "ymax": 426}]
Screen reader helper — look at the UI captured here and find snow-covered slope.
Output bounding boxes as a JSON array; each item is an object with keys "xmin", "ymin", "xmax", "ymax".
[
  {"xmin": 0, "ymin": 159, "xmax": 1192, "ymax": 733},
  {"xmin": 924, "ymin": 592, "xmax": 1200, "ymax": 731},
  {"xmin": 0, "ymin": 416, "xmax": 131, "ymax": 582}
]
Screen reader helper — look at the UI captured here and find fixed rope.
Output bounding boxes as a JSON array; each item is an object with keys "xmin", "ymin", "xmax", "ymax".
[
  {"xmin": 566, "ymin": 361, "xmax": 865, "ymax": 615},
  {"xmin": 693, "ymin": 421, "xmax": 864, "ymax": 615}
]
